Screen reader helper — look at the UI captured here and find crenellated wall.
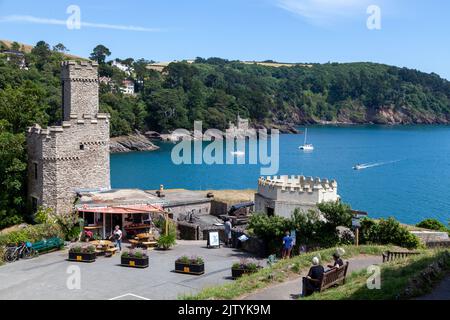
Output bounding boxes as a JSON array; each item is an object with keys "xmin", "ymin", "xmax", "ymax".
[
  {"xmin": 27, "ymin": 60, "xmax": 110, "ymax": 215},
  {"xmin": 255, "ymin": 175, "xmax": 340, "ymax": 218}
]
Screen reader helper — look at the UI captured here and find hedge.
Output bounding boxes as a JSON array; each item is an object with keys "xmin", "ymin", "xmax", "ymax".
[{"xmin": 0, "ymin": 223, "xmax": 65, "ymax": 246}]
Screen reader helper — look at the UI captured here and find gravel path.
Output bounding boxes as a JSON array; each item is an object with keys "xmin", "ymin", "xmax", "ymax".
[{"xmin": 416, "ymin": 274, "xmax": 450, "ymax": 300}]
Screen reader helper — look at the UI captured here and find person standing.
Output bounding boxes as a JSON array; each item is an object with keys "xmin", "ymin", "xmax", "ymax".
[
  {"xmin": 282, "ymin": 231, "xmax": 294, "ymax": 259},
  {"xmin": 113, "ymin": 225, "xmax": 123, "ymax": 251},
  {"xmin": 224, "ymin": 218, "xmax": 232, "ymax": 247}
]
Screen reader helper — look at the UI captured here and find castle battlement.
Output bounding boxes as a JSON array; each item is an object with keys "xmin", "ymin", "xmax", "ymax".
[
  {"xmin": 258, "ymin": 175, "xmax": 337, "ymax": 192},
  {"xmin": 255, "ymin": 175, "xmax": 340, "ymax": 218},
  {"xmin": 27, "ymin": 113, "xmax": 110, "ymax": 139}
]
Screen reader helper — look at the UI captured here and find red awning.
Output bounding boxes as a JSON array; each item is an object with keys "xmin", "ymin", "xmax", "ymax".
[{"xmin": 77, "ymin": 204, "xmax": 164, "ymax": 214}]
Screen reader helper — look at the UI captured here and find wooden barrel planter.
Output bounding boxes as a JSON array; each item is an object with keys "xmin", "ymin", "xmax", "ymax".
[
  {"xmin": 175, "ymin": 256, "xmax": 205, "ymax": 275},
  {"xmin": 121, "ymin": 256, "xmax": 149, "ymax": 268}
]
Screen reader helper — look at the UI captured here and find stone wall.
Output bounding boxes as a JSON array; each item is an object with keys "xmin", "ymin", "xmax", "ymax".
[{"xmin": 177, "ymin": 221, "xmax": 200, "ymax": 240}]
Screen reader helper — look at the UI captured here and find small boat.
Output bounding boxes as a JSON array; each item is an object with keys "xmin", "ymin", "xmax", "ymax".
[
  {"xmin": 299, "ymin": 128, "xmax": 314, "ymax": 151},
  {"xmin": 353, "ymin": 164, "xmax": 364, "ymax": 170}
]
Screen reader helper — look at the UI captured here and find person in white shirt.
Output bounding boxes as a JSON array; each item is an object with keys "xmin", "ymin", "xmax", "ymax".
[{"xmin": 112, "ymin": 225, "xmax": 123, "ymax": 251}]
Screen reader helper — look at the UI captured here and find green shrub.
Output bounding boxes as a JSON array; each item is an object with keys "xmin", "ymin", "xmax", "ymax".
[
  {"xmin": 360, "ymin": 217, "xmax": 422, "ymax": 249},
  {"xmin": 157, "ymin": 219, "xmax": 177, "ymax": 250},
  {"xmin": 34, "ymin": 207, "xmax": 52, "ymax": 224},
  {"xmin": 0, "ymin": 223, "xmax": 64, "ymax": 246},
  {"xmin": 177, "ymin": 256, "xmax": 190, "ymax": 264},
  {"xmin": 416, "ymin": 219, "xmax": 449, "ymax": 234},
  {"xmin": 249, "ymin": 202, "xmax": 354, "ymax": 254},
  {"xmin": 0, "ymin": 246, "xmax": 5, "ymax": 265}
]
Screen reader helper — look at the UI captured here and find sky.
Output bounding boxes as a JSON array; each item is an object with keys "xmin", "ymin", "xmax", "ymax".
[{"xmin": 0, "ymin": 0, "xmax": 449, "ymax": 79}]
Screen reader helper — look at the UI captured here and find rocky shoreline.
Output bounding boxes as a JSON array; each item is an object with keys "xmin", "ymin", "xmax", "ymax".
[{"xmin": 110, "ymin": 131, "xmax": 159, "ymax": 153}]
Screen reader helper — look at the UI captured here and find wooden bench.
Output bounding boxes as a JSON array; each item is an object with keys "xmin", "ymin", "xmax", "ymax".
[
  {"xmin": 303, "ymin": 262, "xmax": 349, "ymax": 295},
  {"xmin": 382, "ymin": 251, "xmax": 421, "ymax": 263},
  {"xmin": 31, "ymin": 237, "xmax": 64, "ymax": 253},
  {"xmin": 105, "ymin": 247, "xmax": 118, "ymax": 257}
]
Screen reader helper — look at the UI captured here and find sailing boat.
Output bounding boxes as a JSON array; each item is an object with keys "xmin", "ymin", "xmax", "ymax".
[{"xmin": 299, "ymin": 128, "xmax": 314, "ymax": 151}]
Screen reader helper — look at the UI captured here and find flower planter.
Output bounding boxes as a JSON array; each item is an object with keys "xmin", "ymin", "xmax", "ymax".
[
  {"xmin": 121, "ymin": 256, "xmax": 149, "ymax": 268},
  {"xmin": 68, "ymin": 252, "xmax": 96, "ymax": 263},
  {"xmin": 175, "ymin": 262, "xmax": 205, "ymax": 275},
  {"xmin": 231, "ymin": 267, "xmax": 260, "ymax": 279}
]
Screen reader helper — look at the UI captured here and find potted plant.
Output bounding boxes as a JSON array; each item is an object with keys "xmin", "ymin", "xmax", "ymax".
[
  {"xmin": 81, "ymin": 230, "xmax": 94, "ymax": 242},
  {"xmin": 121, "ymin": 249, "xmax": 149, "ymax": 268},
  {"xmin": 68, "ymin": 244, "xmax": 96, "ymax": 262},
  {"xmin": 231, "ymin": 259, "xmax": 262, "ymax": 279},
  {"xmin": 175, "ymin": 255, "xmax": 205, "ymax": 275}
]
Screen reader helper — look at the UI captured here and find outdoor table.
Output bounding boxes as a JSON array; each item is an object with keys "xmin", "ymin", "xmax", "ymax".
[{"xmin": 90, "ymin": 240, "xmax": 114, "ymax": 253}]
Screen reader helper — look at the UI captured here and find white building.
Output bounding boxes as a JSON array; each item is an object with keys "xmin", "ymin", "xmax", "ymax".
[
  {"xmin": 112, "ymin": 60, "xmax": 132, "ymax": 75},
  {"xmin": 254, "ymin": 175, "xmax": 340, "ymax": 218},
  {"xmin": 120, "ymin": 80, "xmax": 135, "ymax": 95}
]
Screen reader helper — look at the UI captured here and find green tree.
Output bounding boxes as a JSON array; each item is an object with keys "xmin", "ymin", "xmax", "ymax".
[
  {"xmin": 0, "ymin": 120, "xmax": 26, "ymax": 228},
  {"xmin": 90, "ymin": 44, "xmax": 111, "ymax": 64},
  {"xmin": 53, "ymin": 43, "xmax": 69, "ymax": 53}
]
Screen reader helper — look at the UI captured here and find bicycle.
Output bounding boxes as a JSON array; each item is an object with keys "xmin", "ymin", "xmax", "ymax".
[{"xmin": 3, "ymin": 242, "xmax": 38, "ymax": 263}]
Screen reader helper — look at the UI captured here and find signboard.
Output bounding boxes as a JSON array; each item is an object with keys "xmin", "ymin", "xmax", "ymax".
[
  {"xmin": 207, "ymin": 231, "xmax": 220, "ymax": 248},
  {"xmin": 352, "ymin": 218, "xmax": 361, "ymax": 228}
]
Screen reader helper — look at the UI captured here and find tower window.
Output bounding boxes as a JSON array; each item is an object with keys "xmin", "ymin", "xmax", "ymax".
[
  {"xmin": 34, "ymin": 163, "xmax": 38, "ymax": 180},
  {"xmin": 31, "ymin": 197, "xmax": 38, "ymax": 214},
  {"xmin": 80, "ymin": 144, "xmax": 84, "ymax": 150}
]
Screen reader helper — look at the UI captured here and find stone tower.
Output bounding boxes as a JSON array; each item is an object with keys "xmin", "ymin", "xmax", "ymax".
[{"xmin": 27, "ymin": 60, "xmax": 111, "ymax": 215}]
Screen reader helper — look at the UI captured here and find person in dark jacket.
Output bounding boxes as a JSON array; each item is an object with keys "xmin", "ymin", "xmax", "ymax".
[
  {"xmin": 327, "ymin": 252, "xmax": 344, "ymax": 269},
  {"xmin": 302, "ymin": 256, "xmax": 325, "ymax": 296}
]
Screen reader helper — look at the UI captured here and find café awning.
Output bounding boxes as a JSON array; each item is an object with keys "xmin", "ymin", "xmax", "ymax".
[{"xmin": 77, "ymin": 204, "xmax": 164, "ymax": 214}]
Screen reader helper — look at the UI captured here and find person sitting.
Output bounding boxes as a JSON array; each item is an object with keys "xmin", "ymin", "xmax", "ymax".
[
  {"xmin": 327, "ymin": 251, "xmax": 344, "ymax": 270},
  {"xmin": 302, "ymin": 256, "xmax": 325, "ymax": 297}
]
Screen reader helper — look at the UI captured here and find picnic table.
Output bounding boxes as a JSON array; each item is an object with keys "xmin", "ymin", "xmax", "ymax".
[
  {"xmin": 90, "ymin": 240, "xmax": 118, "ymax": 257},
  {"xmin": 129, "ymin": 233, "xmax": 158, "ymax": 249}
]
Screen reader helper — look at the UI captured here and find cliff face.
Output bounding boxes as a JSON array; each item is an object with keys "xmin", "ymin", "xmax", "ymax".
[
  {"xmin": 110, "ymin": 132, "xmax": 159, "ymax": 153},
  {"xmin": 292, "ymin": 104, "xmax": 450, "ymax": 125}
]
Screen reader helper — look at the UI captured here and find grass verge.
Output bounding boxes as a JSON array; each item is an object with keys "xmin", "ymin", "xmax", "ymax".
[
  {"xmin": 180, "ymin": 245, "xmax": 392, "ymax": 300},
  {"xmin": 302, "ymin": 249, "xmax": 450, "ymax": 300}
]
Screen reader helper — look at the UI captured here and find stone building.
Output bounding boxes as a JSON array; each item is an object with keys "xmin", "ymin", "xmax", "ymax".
[
  {"xmin": 254, "ymin": 175, "xmax": 339, "ymax": 218},
  {"xmin": 27, "ymin": 60, "xmax": 110, "ymax": 215}
]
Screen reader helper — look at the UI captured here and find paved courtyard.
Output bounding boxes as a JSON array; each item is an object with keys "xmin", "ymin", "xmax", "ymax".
[{"xmin": 0, "ymin": 241, "xmax": 260, "ymax": 300}]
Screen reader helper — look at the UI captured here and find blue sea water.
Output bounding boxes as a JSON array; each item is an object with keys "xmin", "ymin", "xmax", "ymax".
[{"xmin": 111, "ymin": 126, "xmax": 450, "ymax": 225}]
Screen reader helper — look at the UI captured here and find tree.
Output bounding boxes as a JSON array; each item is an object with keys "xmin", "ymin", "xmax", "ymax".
[
  {"xmin": 0, "ymin": 41, "xmax": 7, "ymax": 51},
  {"xmin": 0, "ymin": 120, "xmax": 26, "ymax": 228},
  {"xmin": 11, "ymin": 41, "xmax": 21, "ymax": 51},
  {"xmin": 31, "ymin": 41, "xmax": 52, "ymax": 70},
  {"xmin": 53, "ymin": 43, "xmax": 69, "ymax": 53},
  {"xmin": 90, "ymin": 45, "xmax": 111, "ymax": 64}
]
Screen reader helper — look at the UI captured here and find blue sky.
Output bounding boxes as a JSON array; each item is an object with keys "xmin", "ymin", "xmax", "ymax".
[{"xmin": 0, "ymin": 0, "xmax": 449, "ymax": 79}]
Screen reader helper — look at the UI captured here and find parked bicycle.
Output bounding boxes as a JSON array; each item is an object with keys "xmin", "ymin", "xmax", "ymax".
[{"xmin": 3, "ymin": 242, "xmax": 38, "ymax": 263}]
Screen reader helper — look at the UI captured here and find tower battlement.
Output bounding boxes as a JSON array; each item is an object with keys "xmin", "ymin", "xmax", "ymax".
[
  {"xmin": 258, "ymin": 175, "xmax": 337, "ymax": 192},
  {"xmin": 255, "ymin": 175, "xmax": 340, "ymax": 218},
  {"xmin": 61, "ymin": 60, "xmax": 100, "ymax": 121}
]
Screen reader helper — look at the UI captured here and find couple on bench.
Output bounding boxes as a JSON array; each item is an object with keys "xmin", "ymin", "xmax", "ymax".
[{"xmin": 302, "ymin": 250, "xmax": 345, "ymax": 297}]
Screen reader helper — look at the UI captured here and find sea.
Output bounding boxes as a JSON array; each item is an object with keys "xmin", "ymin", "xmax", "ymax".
[{"xmin": 111, "ymin": 125, "xmax": 450, "ymax": 225}]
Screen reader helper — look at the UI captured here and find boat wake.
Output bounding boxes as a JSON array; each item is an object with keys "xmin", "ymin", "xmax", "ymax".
[{"xmin": 353, "ymin": 160, "xmax": 400, "ymax": 170}]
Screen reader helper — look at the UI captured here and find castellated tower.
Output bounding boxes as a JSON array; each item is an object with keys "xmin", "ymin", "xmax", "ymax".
[{"xmin": 27, "ymin": 60, "xmax": 111, "ymax": 215}]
